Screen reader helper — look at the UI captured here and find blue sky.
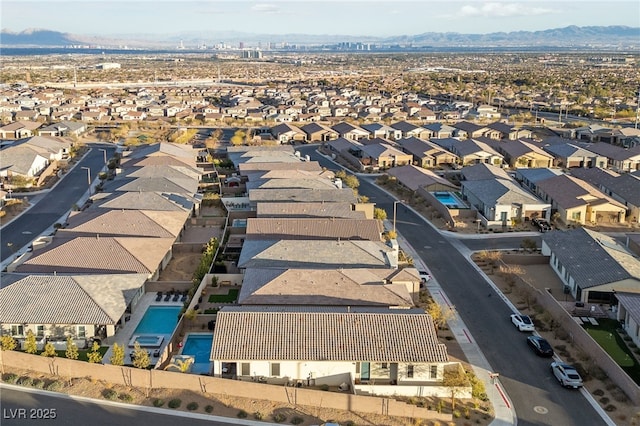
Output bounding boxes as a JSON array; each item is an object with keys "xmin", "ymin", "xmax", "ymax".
[{"xmin": 2, "ymin": 1, "xmax": 639, "ymax": 37}]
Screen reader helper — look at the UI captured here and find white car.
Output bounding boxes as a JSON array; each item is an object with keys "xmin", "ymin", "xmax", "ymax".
[
  {"xmin": 418, "ymin": 270, "xmax": 431, "ymax": 283},
  {"xmin": 551, "ymin": 362, "xmax": 583, "ymax": 388},
  {"xmin": 510, "ymin": 313, "xmax": 534, "ymax": 332}
]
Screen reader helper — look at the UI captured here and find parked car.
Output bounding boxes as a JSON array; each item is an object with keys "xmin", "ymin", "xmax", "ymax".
[
  {"xmin": 527, "ymin": 335, "xmax": 554, "ymax": 357},
  {"xmin": 511, "ymin": 313, "xmax": 535, "ymax": 332},
  {"xmin": 532, "ymin": 218, "xmax": 552, "ymax": 232},
  {"xmin": 551, "ymin": 362, "xmax": 583, "ymax": 388},
  {"xmin": 418, "ymin": 270, "xmax": 431, "ymax": 284}
]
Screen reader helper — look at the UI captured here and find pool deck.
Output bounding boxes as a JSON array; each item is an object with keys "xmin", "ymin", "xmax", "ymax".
[{"xmin": 102, "ymin": 293, "xmax": 182, "ymax": 365}]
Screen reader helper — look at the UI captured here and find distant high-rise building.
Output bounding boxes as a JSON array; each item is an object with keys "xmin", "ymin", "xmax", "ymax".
[{"xmin": 239, "ymin": 42, "xmax": 245, "ymax": 49}]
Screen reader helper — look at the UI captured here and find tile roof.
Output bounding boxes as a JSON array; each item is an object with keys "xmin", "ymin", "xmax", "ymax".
[
  {"xmin": 249, "ymin": 188, "xmax": 357, "ymax": 204},
  {"xmin": 108, "ymin": 176, "xmax": 198, "ymax": 194},
  {"xmin": 238, "ymin": 161, "xmax": 322, "ymax": 173},
  {"xmin": 238, "ymin": 239, "xmax": 394, "ymax": 269},
  {"xmin": 256, "ymin": 202, "xmax": 365, "ymax": 219},
  {"xmin": 245, "ymin": 218, "xmax": 382, "ymax": 241},
  {"xmin": 246, "ymin": 178, "xmax": 338, "ymax": 191},
  {"xmin": 515, "ymin": 167, "xmax": 563, "ymax": 183},
  {"xmin": 96, "ymin": 191, "xmax": 192, "ymax": 211},
  {"xmin": 210, "ymin": 311, "xmax": 448, "ymax": 363},
  {"xmin": 542, "ymin": 228, "xmax": 640, "ymax": 289},
  {"xmin": 387, "ymin": 165, "xmax": 457, "ymax": 191},
  {"xmin": 239, "ymin": 267, "xmax": 416, "ymax": 306},
  {"xmin": 615, "ymin": 292, "xmax": 640, "ymax": 327},
  {"xmin": 536, "ymin": 175, "xmax": 626, "ymax": 210},
  {"xmin": 462, "ymin": 178, "xmax": 543, "ymax": 206},
  {"xmin": 0, "ymin": 274, "xmax": 147, "ymax": 325},
  {"xmin": 60, "ymin": 209, "xmax": 185, "ymax": 238},
  {"xmin": 461, "ymin": 163, "xmax": 511, "ymax": 181},
  {"xmin": 15, "ymin": 236, "xmax": 173, "ymax": 275}
]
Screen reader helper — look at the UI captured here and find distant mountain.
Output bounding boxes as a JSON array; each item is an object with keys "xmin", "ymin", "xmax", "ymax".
[
  {"xmin": 390, "ymin": 25, "xmax": 640, "ymax": 47},
  {"xmin": 1, "ymin": 25, "xmax": 638, "ymax": 49}
]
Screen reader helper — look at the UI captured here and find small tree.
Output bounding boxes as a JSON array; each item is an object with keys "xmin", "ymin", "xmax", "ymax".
[
  {"xmin": 426, "ymin": 298, "xmax": 454, "ymax": 336},
  {"xmin": 24, "ymin": 330, "xmax": 38, "ymax": 354},
  {"xmin": 110, "ymin": 343, "xmax": 125, "ymax": 366},
  {"xmin": 41, "ymin": 342, "xmax": 57, "ymax": 358},
  {"xmin": 87, "ymin": 341, "xmax": 103, "ymax": 364},
  {"xmin": 165, "ymin": 357, "xmax": 194, "ymax": 373},
  {"xmin": 65, "ymin": 336, "xmax": 79, "ymax": 360},
  {"xmin": 0, "ymin": 335, "xmax": 17, "ymax": 351},
  {"xmin": 373, "ymin": 207, "xmax": 387, "ymax": 220},
  {"xmin": 442, "ymin": 366, "xmax": 469, "ymax": 411},
  {"xmin": 184, "ymin": 308, "xmax": 198, "ymax": 321},
  {"xmin": 132, "ymin": 341, "xmax": 150, "ymax": 369},
  {"xmin": 520, "ymin": 238, "xmax": 537, "ymax": 252}
]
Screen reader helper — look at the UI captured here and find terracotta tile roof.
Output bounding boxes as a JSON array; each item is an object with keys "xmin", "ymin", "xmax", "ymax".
[
  {"xmin": 211, "ymin": 311, "xmax": 449, "ymax": 363},
  {"xmin": 60, "ymin": 209, "xmax": 185, "ymax": 238},
  {"xmin": 256, "ymin": 202, "xmax": 365, "ymax": 219},
  {"xmin": 245, "ymin": 218, "xmax": 382, "ymax": 241}
]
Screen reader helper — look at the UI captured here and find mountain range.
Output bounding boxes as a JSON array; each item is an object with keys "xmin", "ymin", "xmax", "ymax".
[{"xmin": 1, "ymin": 25, "xmax": 639, "ymax": 49}]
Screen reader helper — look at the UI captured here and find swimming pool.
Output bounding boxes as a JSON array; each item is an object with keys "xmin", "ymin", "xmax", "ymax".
[
  {"xmin": 133, "ymin": 306, "xmax": 181, "ymax": 335},
  {"xmin": 432, "ymin": 192, "xmax": 468, "ymax": 209},
  {"xmin": 181, "ymin": 333, "xmax": 213, "ymax": 374}
]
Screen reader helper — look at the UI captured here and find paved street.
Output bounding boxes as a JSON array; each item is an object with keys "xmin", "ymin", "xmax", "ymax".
[{"xmin": 297, "ymin": 145, "xmax": 611, "ymax": 426}]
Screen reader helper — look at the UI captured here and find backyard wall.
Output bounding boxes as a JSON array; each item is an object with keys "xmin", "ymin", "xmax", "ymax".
[
  {"xmin": 0, "ymin": 351, "xmax": 452, "ymax": 422},
  {"xmin": 416, "ymin": 188, "xmax": 456, "ymax": 227}
]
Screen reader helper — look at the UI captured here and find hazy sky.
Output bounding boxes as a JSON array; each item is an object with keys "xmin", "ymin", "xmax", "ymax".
[{"xmin": 2, "ymin": 0, "xmax": 639, "ymax": 37}]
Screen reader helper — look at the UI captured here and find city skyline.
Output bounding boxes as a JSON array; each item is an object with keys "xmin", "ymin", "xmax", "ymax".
[{"xmin": 2, "ymin": 0, "xmax": 639, "ymax": 38}]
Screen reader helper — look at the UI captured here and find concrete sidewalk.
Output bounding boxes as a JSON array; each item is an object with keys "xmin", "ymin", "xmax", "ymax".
[{"xmin": 392, "ymin": 227, "xmax": 517, "ymax": 426}]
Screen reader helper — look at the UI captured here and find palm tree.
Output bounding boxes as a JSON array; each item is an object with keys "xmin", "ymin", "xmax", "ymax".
[{"xmin": 164, "ymin": 356, "xmax": 194, "ymax": 373}]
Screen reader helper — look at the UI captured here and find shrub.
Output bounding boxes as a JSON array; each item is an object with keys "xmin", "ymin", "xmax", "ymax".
[
  {"xmin": 45, "ymin": 380, "xmax": 62, "ymax": 391},
  {"xmin": 599, "ymin": 397, "xmax": 610, "ymax": 404},
  {"xmin": 119, "ymin": 393, "xmax": 133, "ymax": 402},
  {"xmin": 593, "ymin": 389, "xmax": 605, "ymax": 396},
  {"xmin": 291, "ymin": 416, "xmax": 304, "ymax": 425},
  {"xmin": 103, "ymin": 389, "xmax": 118, "ymax": 400},
  {"xmin": 153, "ymin": 399, "xmax": 165, "ymax": 407},
  {"xmin": 32, "ymin": 379, "xmax": 45, "ymax": 389},
  {"xmin": 20, "ymin": 377, "xmax": 34, "ymax": 387},
  {"xmin": 320, "ymin": 384, "xmax": 329, "ymax": 391},
  {"xmin": 205, "ymin": 405, "xmax": 214, "ymax": 413},
  {"xmin": 3, "ymin": 373, "xmax": 18, "ymax": 384},
  {"xmin": 187, "ymin": 402, "xmax": 199, "ymax": 411},
  {"xmin": 237, "ymin": 410, "xmax": 248, "ymax": 418},
  {"xmin": 453, "ymin": 410, "xmax": 461, "ymax": 418},
  {"xmin": 591, "ymin": 367, "xmax": 608, "ymax": 381},
  {"xmin": 272, "ymin": 413, "xmax": 287, "ymax": 423},
  {"xmin": 168, "ymin": 399, "xmax": 182, "ymax": 409},
  {"xmin": 605, "ymin": 405, "xmax": 617, "ymax": 412},
  {"xmin": 253, "ymin": 412, "xmax": 263, "ymax": 420}
]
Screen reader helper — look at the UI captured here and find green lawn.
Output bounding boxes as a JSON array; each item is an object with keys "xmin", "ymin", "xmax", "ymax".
[
  {"xmin": 207, "ymin": 288, "xmax": 239, "ymax": 303},
  {"xmin": 583, "ymin": 319, "xmax": 640, "ymax": 384}
]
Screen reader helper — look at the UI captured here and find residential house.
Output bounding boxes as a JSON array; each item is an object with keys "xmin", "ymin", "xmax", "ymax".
[
  {"xmin": 483, "ymin": 138, "xmax": 554, "ymax": 168},
  {"xmin": 431, "ymin": 138, "xmax": 503, "ymax": 167},
  {"xmin": 245, "ymin": 218, "xmax": 383, "ymax": 241},
  {"xmin": 358, "ymin": 143, "xmax": 413, "ymax": 171},
  {"xmin": 576, "ymin": 142, "xmax": 640, "ymax": 172},
  {"xmin": 238, "ymin": 267, "xmax": 420, "ymax": 307},
  {"xmin": 615, "ymin": 292, "xmax": 640, "ymax": 347},
  {"xmin": 210, "ymin": 309, "xmax": 459, "ymax": 398},
  {"xmin": 423, "ymin": 123, "xmax": 455, "ymax": 139},
  {"xmin": 0, "ymin": 121, "xmax": 41, "ymax": 139},
  {"xmin": 460, "ymin": 163, "xmax": 511, "ymax": 182},
  {"xmin": 331, "ymin": 122, "xmax": 369, "ymax": 140},
  {"xmin": 484, "ymin": 122, "xmax": 533, "ymax": 140},
  {"xmin": 37, "ymin": 120, "xmax": 86, "ymax": 138},
  {"xmin": 270, "ymin": 123, "xmax": 306, "ymax": 144},
  {"xmin": 467, "ymin": 104, "xmax": 501, "ymax": 120},
  {"xmin": 515, "ymin": 168, "xmax": 563, "ymax": 193},
  {"xmin": 571, "ymin": 167, "xmax": 640, "ymax": 224},
  {"xmin": 360, "ymin": 123, "xmax": 402, "ymax": 140},
  {"xmin": 542, "ymin": 228, "xmax": 640, "ymax": 303},
  {"xmin": 462, "ymin": 177, "xmax": 551, "ymax": 225},
  {"xmin": 387, "ymin": 165, "xmax": 458, "ymax": 192},
  {"xmin": 299, "ymin": 122, "xmax": 338, "ymax": 142},
  {"xmin": 396, "ymin": 137, "xmax": 458, "ymax": 168},
  {"xmin": 0, "ymin": 273, "xmax": 148, "ymax": 341},
  {"xmin": 390, "ymin": 121, "xmax": 430, "ymax": 140},
  {"xmin": 0, "ymin": 146, "xmax": 49, "ymax": 183},
  {"xmin": 535, "ymin": 174, "xmax": 627, "ymax": 225},
  {"xmin": 256, "ymin": 202, "xmax": 368, "ymax": 219},
  {"xmin": 450, "ymin": 121, "xmax": 487, "ymax": 139},
  {"xmin": 543, "ymin": 142, "xmax": 608, "ymax": 169}
]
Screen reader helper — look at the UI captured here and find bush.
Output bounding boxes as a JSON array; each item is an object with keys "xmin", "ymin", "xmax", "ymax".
[
  {"xmin": 168, "ymin": 399, "xmax": 182, "ymax": 409},
  {"xmin": 605, "ymin": 404, "xmax": 617, "ymax": 412},
  {"xmin": 103, "ymin": 389, "xmax": 118, "ymax": 400},
  {"xmin": 253, "ymin": 412, "xmax": 263, "ymax": 420},
  {"xmin": 320, "ymin": 384, "xmax": 329, "ymax": 391},
  {"xmin": 205, "ymin": 405, "xmax": 214, "ymax": 413},
  {"xmin": 291, "ymin": 416, "xmax": 304, "ymax": 425},
  {"xmin": 32, "ymin": 379, "xmax": 45, "ymax": 389},
  {"xmin": 187, "ymin": 402, "xmax": 198, "ymax": 411},
  {"xmin": 272, "ymin": 413, "xmax": 287, "ymax": 423},
  {"xmin": 45, "ymin": 380, "xmax": 62, "ymax": 391},
  {"xmin": 119, "ymin": 393, "xmax": 133, "ymax": 402},
  {"xmin": 593, "ymin": 389, "xmax": 605, "ymax": 396},
  {"xmin": 20, "ymin": 377, "xmax": 34, "ymax": 387},
  {"xmin": 3, "ymin": 373, "xmax": 18, "ymax": 384},
  {"xmin": 153, "ymin": 399, "xmax": 165, "ymax": 407},
  {"xmin": 237, "ymin": 410, "xmax": 248, "ymax": 418},
  {"xmin": 599, "ymin": 397, "xmax": 610, "ymax": 404}
]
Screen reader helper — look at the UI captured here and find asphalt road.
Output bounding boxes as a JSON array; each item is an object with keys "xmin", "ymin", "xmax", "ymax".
[
  {"xmin": 298, "ymin": 145, "xmax": 607, "ymax": 426},
  {"xmin": 0, "ymin": 146, "xmax": 115, "ymax": 263},
  {"xmin": 0, "ymin": 386, "xmax": 251, "ymax": 426}
]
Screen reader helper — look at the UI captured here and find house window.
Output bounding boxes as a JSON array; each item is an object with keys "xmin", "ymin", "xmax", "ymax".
[
  {"xmin": 380, "ymin": 363, "xmax": 388, "ymax": 369},
  {"xmin": 571, "ymin": 211, "xmax": 581, "ymax": 221},
  {"xmin": 36, "ymin": 325, "xmax": 45, "ymax": 337},
  {"xmin": 241, "ymin": 363, "xmax": 250, "ymax": 376},
  {"xmin": 430, "ymin": 365, "xmax": 438, "ymax": 379},
  {"xmin": 271, "ymin": 363, "xmax": 281, "ymax": 377},
  {"xmin": 10, "ymin": 325, "xmax": 24, "ymax": 336},
  {"xmin": 407, "ymin": 365, "xmax": 414, "ymax": 378},
  {"xmin": 77, "ymin": 326, "xmax": 86, "ymax": 338}
]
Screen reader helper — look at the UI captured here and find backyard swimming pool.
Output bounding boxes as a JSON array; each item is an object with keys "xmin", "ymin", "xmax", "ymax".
[
  {"xmin": 432, "ymin": 192, "xmax": 468, "ymax": 209},
  {"xmin": 181, "ymin": 333, "xmax": 213, "ymax": 374},
  {"xmin": 133, "ymin": 306, "xmax": 181, "ymax": 335}
]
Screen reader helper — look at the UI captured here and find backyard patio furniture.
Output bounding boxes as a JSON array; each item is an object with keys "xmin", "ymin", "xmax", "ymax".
[
  {"xmin": 164, "ymin": 292, "xmax": 172, "ymax": 302},
  {"xmin": 156, "ymin": 292, "xmax": 163, "ymax": 302},
  {"xmin": 172, "ymin": 292, "xmax": 180, "ymax": 302}
]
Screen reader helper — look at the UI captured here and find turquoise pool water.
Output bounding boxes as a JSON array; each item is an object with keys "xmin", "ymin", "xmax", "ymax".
[
  {"xmin": 433, "ymin": 192, "xmax": 467, "ymax": 208},
  {"xmin": 133, "ymin": 306, "xmax": 181, "ymax": 335},
  {"xmin": 182, "ymin": 334, "xmax": 213, "ymax": 374}
]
